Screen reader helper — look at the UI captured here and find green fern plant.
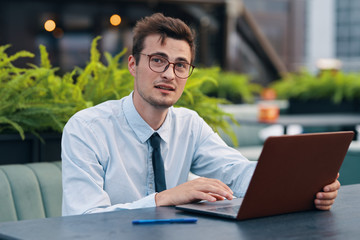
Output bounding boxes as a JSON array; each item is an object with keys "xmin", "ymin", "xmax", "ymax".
[
  {"xmin": 271, "ymin": 70, "xmax": 360, "ymax": 104},
  {"xmin": 0, "ymin": 44, "xmax": 86, "ymax": 140},
  {"xmin": 0, "ymin": 37, "xmax": 254, "ymax": 146},
  {"xmin": 72, "ymin": 36, "xmax": 133, "ymax": 106},
  {"xmin": 176, "ymin": 67, "xmax": 239, "ymax": 146},
  {"xmin": 200, "ymin": 68, "xmax": 262, "ymax": 104}
]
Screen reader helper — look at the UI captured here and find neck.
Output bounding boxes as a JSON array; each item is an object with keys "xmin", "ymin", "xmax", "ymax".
[
  {"xmin": 133, "ymin": 95, "xmax": 169, "ymax": 131},
  {"xmin": 140, "ymin": 106, "xmax": 169, "ymax": 130}
]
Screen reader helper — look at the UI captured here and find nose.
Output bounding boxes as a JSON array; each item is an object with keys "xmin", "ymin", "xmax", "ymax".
[{"xmin": 161, "ymin": 63, "xmax": 176, "ymax": 80}]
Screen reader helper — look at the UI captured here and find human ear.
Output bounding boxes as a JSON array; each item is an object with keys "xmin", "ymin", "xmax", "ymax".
[{"xmin": 128, "ymin": 55, "xmax": 136, "ymax": 77}]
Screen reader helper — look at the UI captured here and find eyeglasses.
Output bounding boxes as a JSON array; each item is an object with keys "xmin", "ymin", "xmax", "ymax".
[{"xmin": 140, "ymin": 53, "xmax": 195, "ymax": 79}]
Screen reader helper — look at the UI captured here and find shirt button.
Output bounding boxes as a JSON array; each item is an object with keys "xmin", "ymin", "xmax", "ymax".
[{"xmin": 149, "ymin": 183, "xmax": 153, "ymax": 188}]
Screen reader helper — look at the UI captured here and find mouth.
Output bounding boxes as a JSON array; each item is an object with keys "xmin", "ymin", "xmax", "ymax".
[{"xmin": 155, "ymin": 85, "xmax": 175, "ymax": 91}]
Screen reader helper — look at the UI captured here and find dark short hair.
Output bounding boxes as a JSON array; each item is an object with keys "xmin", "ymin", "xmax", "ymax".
[{"xmin": 132, "ymin": 13, "xmax": 196, "ymax": 64}]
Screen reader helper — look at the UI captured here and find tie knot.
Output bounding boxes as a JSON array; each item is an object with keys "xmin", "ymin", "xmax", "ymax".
[{"xmin": 150, "ymin": 133, "xmax": 161, "ymax": 149}]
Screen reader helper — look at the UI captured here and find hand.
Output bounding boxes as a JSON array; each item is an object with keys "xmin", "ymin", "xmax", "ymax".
[
  {"xmin": 155, "ymin": 177, "xmax": 233, "ymax": 206},
  {"xmin": 314, "ymin": 173, "xmax": 341, "ymax": 210}
]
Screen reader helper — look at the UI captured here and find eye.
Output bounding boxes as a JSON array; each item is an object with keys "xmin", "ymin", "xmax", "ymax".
[
  {"xmin": 175, "ymin": 62, "xmax": 188, "ymax": 69},
  {"xmin": 150, "ymin": 56, "xmax": 166, "ymax": 65}
]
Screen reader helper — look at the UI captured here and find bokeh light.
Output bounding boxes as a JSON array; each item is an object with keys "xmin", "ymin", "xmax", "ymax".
[
  {"xmin": 44, "ymin": 19, "xmax": 56, "ymax": 32},
  {"xmin": 53, "ymin": 28, "xmax": 64, "ymax": 38},
  {"xmin": 110, "ymin": 14, "xmax": 121, "ymax": 26}
]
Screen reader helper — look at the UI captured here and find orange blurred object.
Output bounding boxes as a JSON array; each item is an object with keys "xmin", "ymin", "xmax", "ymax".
[
  {"xmin": 110, "ymin": 14, "xmax": 121, "ymax": 26},
  {"xmin": 258, "ymin": 104, "xmax": 279, "ymax": 123},
  {"xmin": 261, "ymin": 88, "xmax": 277, "ymax": 100},
  {"xmin": 44, "ymin": 20, "xmax": 56, "ymax": 32}
]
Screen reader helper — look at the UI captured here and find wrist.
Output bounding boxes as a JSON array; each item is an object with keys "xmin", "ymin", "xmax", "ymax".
[
  {"xmin": 155, "ymin": 193, "xmax": 159, "ymax": 206},
  {"xmin": 155, "ymin": 191, "xmax": 169, "ymax": 206}
]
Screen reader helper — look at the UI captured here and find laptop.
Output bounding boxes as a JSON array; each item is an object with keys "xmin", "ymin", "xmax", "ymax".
[{"xmin": 176, "ymin": 131, "xmax": 354, "ymax": 220}]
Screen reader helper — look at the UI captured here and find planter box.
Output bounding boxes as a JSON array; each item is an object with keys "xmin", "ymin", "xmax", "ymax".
[
  {"xmin": 0, "ymin": 133, "xmax": 62, "ymax": 165},
  {"xmin": 287, "ymin": 99, "xmax": 360, "ymax": 114}
]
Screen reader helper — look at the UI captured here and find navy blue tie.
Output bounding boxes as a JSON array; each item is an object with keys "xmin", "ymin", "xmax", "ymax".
[{"xmin": 150, "ymin": 133, "xmax": 167, "ymax": 192}]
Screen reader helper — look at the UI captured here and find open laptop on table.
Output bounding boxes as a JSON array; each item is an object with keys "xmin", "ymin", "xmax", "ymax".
[{"xmin": 176, "ymin": 131, "xmax": 354, "ymax": 220}]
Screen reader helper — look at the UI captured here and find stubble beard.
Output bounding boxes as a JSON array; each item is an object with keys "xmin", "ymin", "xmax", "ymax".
[{"xmin": 137, "ymin": 87, "xmax": 179, "ymax": 109}]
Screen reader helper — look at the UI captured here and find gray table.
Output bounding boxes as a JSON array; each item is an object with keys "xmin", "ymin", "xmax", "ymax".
[{"xmin": 0, "ymin": 184, "xmax": 359, "ymax": 240}]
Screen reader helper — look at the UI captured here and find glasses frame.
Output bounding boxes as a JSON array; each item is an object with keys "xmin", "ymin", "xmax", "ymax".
[{"xmin": 140, "ymin": 53, "xmax": 195, "ymax": 79}]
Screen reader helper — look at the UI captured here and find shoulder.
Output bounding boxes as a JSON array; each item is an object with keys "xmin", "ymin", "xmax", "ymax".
[
  {"xmin": 66, "ymin": 99, "xmax": 124, "ymax": 127},
  {"xmin": 169, "ymin": 107, "xmax": 219, "ymax": 149},
  {"xmin": 170, "ymin": 106, "xmax": 203, "ymax": 123},
  {"xmin": 169, "ymin": 107, "xmax": 212, "ymax": 132},
  {"xmin": 170, "ymin": 106, "xmax": 200, "ymax": 118}
]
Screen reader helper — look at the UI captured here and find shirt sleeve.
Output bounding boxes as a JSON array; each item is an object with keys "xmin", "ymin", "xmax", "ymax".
[
  {"xmin": 191, "ymin": 118, "xmax": 257, "ymax": 198},
  {"xmin": 61, "ymin": 116, "xmax": 156, "ymax": 216}
]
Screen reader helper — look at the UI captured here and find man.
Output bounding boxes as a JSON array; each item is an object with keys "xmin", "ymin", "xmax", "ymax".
[{"xmin": 62, "ymin": 13, "xmax": 340, "ymax": 216}]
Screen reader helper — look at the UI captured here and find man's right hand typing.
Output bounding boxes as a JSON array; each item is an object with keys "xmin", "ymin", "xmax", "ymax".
[{"xmin": 155, "ymin": 177, "xmax": 234, "ymax": 206}]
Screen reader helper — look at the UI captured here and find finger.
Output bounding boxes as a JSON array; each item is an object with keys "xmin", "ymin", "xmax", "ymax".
[
  {"xmin": 194, "ymin": 184, "xmax": 233, "ymax": 200},
  {"xmin": 156, "ymin": 188, "xmax": 216, "ymax": 206},
  {"xmin": 315, "ymin": 198, "xmax": 335, "ymax": 206},
  {"xmin": 315, "ymin": 204, "xmax": 332, "ymax": 211},
  {"xmin": 314, "ymin": 198, "xmax": 335, "ymax": 211},
  {"xmin": 214, "ymin": 179, "xmax": 233, "ymax": 194},
  {"xmin": 191, "ymin": 191, "xmax": 218, "ymax": 202},
  {"xmin": 208, "ymin": 193, "xmax": 226, "ymax": 201},
  {"xmin": 193, "ymin": 178, "xmax": 233, "ymax": 199},
  {"xmin": 206, "ymin": 185, "xmax": 233, "ymax": 200},
  {"xmin": 197, "ymin": 178, "xmax": 233, "ymax": 194},
  {"xmin": 323, "ymin": 180, "xmax": 340, "ymax": 192},
  {"xmin": 316, "ymin": 190, "xmax": 338, "ymax": 200}
]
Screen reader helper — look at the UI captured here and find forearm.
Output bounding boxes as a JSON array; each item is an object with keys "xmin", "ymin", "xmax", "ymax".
[
  {"xmin": 82, "ymin": 194, "xmax": 157, "ymax": 214},
  {"xmin": 62, "ymin": 175, "xmax": 157, "ymax": 216},
  {"xmin": 191, "ymin": 127, "xmax": 257, "ymax": 197},
  {"xmin": 192, "ymin": 148, "xmax": 257, "ymax": 198}
]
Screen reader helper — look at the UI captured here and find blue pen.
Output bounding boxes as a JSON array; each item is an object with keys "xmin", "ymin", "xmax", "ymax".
[{"xmin": 132, "ymin": 218, "xmax": 197, "ymax": 224}]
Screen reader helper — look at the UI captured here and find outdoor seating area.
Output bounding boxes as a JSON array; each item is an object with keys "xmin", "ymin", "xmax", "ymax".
[
  {"xmin": 0, "ymin": 162, "xmax": 62, "ymax": 222},
  {"xmin": 1, "ymin": 100, "xmax": 359, "ymax": 223},
  {"xmin": 1, "ymin": 0, "xmax": 360, "ymax": 239},
  {"xmin": 1, "ymin": 139, "xmax": 358, "ymax": 223}
]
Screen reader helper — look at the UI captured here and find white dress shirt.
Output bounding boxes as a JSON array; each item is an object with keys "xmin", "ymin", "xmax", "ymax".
[{"xmin": 62, "ymin": 92, "xmax": 256, "ymax": 216}]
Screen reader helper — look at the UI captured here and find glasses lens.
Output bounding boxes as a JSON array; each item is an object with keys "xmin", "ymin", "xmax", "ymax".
[
  {"xmin": 148, "ymin": 55, "xmax": 193, "ymax": 78},
  {"xmin": 149, "ymin": 55, "xmax": 168, "ymax": 72},
  {"xmin": 174, "ymin": 62, "xmax": 192, "ymax": 78}
]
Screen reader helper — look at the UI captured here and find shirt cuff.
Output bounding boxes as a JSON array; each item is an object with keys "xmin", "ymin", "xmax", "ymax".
[{"xmin": 84, "ymin": 193, "xmax": 158, "ymax": 214}]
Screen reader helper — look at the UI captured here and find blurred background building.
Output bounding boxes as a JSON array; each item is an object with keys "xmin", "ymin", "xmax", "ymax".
[{"xmin": 0, "ymin": 0, "xmax": 357, "ymax": 85}]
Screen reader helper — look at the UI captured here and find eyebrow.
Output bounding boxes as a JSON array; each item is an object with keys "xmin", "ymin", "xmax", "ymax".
[{"xmin": 150, "ymin": 52, "xmax": 190, "ymax": 64}]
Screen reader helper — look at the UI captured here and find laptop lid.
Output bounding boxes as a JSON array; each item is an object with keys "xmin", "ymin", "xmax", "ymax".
[{"xmin": 176, "ymin": 131, "xmax": 354, "ymax": 220}]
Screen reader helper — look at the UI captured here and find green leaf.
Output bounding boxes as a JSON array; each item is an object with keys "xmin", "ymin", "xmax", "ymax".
[
  {"xmin": 0, "ymin": 116, "xmax": 25, "ymax": 139},
  {"xmin": 39, "ymin": 45, "xmax": 52, "ymax": 69}
]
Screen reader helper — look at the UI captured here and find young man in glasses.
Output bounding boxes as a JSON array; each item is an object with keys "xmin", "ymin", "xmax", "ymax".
[{"xmin": 62, "ymin": 13, "xmax": 340, "ymax": 216}]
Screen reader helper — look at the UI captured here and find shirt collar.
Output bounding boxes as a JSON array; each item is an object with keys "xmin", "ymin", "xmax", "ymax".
[{"xmin": 123, "ymin": 92, "xmax": 171, "ymax": 144}]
